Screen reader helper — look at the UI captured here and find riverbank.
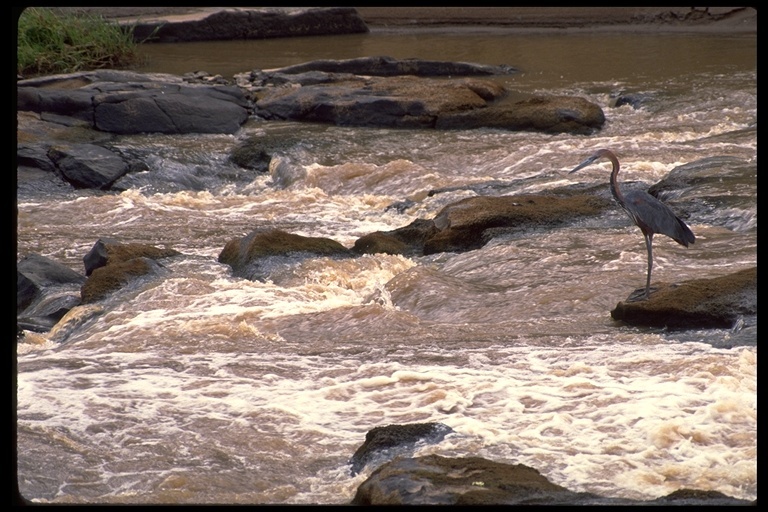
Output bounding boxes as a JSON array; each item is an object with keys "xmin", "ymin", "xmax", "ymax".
[{"xmin": 47, "ymin": 7, "xmax": 756, "ymax": 34}]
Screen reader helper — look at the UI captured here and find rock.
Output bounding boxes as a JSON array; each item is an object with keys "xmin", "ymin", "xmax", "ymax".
[
  {"xmin": 349, "ymin": 423, "xmax": 454, "ymax": 476},
  {"xmin": 17, "ymin": 253, "xmax": 86, "ymax": 332},
  {"xmin": 610, "ymin": 266, "xmax": 757, "ymax": 330},
  {"xmin": 436, "ymin": 95, "xmax": 606, "ymax": 134},
  {"xmin": 18, "ymin": 70, "xmax": 250, "ymax": 135},
  {"xmin": 217, "ymin": 228, "xmax": 351, "ymax": 281},
  {"xmin": 126, "ymin": 7, "xmax": 369, "ymax": 43},
  {"xmin": 267, "ymin": 55, "xmax": 518, "ymax": 77},
  {"xmin": 423, "ymin": 194, "xmax": 611, "ymax": 254},
  {"xmin": 44, "ymin": 304, "xmax": 105, "ymax": 344},
  {"xmin": 46, "ymin": 143, "xmax": 142, "ymax": 189},
  {"xmin": 246, "ymin": 58, "xmax": 603, "ymax": 133},
  {"xmin": 80, "ymin": 257, "xmax": 168, "ymax": 304},
  {"xmin": 351, "ymin": 454, "xmax": 600, "ymax": 505},
  {"xmin": 83, "ymin": 238, "xmax": 181, "ymax": 276},
  {"xmin": 351, "ymin": 454, "xmax": 753, "ymax": 505},
  {"xmin": 353, "ymin": 219, "xmax": 439, "ymax": 256},
  {"xmin": 352, "ymin": 232, "xmax": 409, "ymax": 256},
  {"xmin": 229, "ymin": 132, "xmax": 309, "ymax": 173}
]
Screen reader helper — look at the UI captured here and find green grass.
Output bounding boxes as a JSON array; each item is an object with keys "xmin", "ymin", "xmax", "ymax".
[{"xmin": 17, "ymin": 7, "xmax": 144, "ymax": 78}]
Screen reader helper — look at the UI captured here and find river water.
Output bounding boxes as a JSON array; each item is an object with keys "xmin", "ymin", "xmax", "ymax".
[{"xmin": 16, "ymin": 27, "xmax": 756, "ymax": 504}]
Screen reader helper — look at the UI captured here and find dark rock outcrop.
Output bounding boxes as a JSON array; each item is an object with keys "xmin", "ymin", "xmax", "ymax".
[
  {"xmin": 248, "ymin": 61, "xmax": 604, "ymax": 133},
  {"xmin": 17, "ymin": 254, "xmax": 86, "ymax": 333},
  {"xmin": 218, "ymin": 228, "xmax": 352, "ymax": 281},
  {"xmin": 423, "ymin": 194, "xmax": 611, "ymax": 254},
  {"xmin": 353, "ymin": 219, "xmax": 439, "ymax": 256},
  {"xmin": 611, "ymin": 266, "xmax": 757, "ymax": 330},
  {"xmin": 83, "ymin": 238, "xmax": 181, "ymax": 276},
  {"xmin": 266, "ymin": 55, "xmax": 517, "ymax": 77},
  {"xmin": 46, "ymin": 143, "xmax": 145, "ymax": 189},
  {"xmin": 79, "ymin": 239, "xmax": 181, "ymax": 303},
  {"xmin": 435, "ymin": 94, "xmax": 606, "ymax": 134},
  {"xmin": 126, "ymin": 7, "xmax": 369, "ymax": 43},
  {"xmin": 351, "ymin": 454, "xmax": 753, "ymax": 506},
  {"xmin": 349, "ymin": 423, "xmax": 454, "ymax": 476},
  {"xmin": 18, "ymin": 70, "xmax": 250, "ymax": 135},
  {"xmin": 80, "ymin": 257, "xmax": 168, "ymax": 304}
]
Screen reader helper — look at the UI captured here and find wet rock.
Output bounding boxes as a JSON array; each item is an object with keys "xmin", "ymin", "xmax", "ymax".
[
  {"xmin": 83, "ymin": 238, "xmax": 181, "ymax": 276},
  {"xmin": 610, "ymin": 92, "xmax": 656, "ymax": 109},
  {"xmin": 44, "ymin": 304, "xmax": 105, "ymax": 344},
  {"xmin": 218, "ymin": 228, "xmax": 351, "ymax": 281},
  {"xmin": 18, "ymin": 70, "xmax": 249, "ymax": 135},
  {"xmin": 229, "ymin": 132, "xmax": 309, "ymax": 173},
  {"xmin": 646, "ymin": 156, "xmax": 755, "ymax": 231},
  {"xmin": 351, "ymin": 454, "xmax": 753, "ymax": 505},
  {"xmin": 349, "ymin": 423, "xmax": 454, "ymax": 476},
  {"xmin": 46, "ymin": 143, "xmax": 143, "ymax": 189},
  {"xmin": 352, "ymin": 232, "xmax": 409, "ymax": 256},
  {"xmin": 611, "ymin": 266, "xmax": 757, "ymax": 330},
  {"xmin": 354, "ymin": 219, "xmax": 439, "ymax": 256},
  {"xmin": 351, "ymin": 454, "xmax": 600, "ymax": 505},
  {"xmin": 247, "ymin": 58, "xmax": 603, "ymax": 133},
  {"xmin": 435, "ymin": 94, "xmax": 606, "ymax": 134},
  {"xmin": 267, "ymin": 55, "xmax": 518, "ymax": 77},
  {"xmin": 423, "ymin": 194, "xmax": 611, "ymax": 254},
  {"xmin": 17, "ymin": 253, "xmax": 86, "ymax": 333},
  {"xmin": 80, "ymin": 257, "xmax": 169, "ymax": 304},
  {"xmin": 126, "ymin": 7, "xmax": 369, "ymax": 43}
]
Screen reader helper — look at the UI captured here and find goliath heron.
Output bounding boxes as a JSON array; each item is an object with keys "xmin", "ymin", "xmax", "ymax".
[{"xmin": 570, "ymin": 149, "xmax": 695, "ymax": 300}]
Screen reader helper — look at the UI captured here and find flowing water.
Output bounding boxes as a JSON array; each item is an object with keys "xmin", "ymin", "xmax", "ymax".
[{"xmin": 16, "ymin": 28, "xmax": 756, "ymax": 504}]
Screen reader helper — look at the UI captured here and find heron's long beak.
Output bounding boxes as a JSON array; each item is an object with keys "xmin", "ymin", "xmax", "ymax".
[{"xmin": 569, "ymin": 155, "xmax": 599, "ymax": 174}]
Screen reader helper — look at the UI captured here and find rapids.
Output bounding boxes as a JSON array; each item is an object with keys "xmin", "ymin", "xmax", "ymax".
[{"xmin": 16, "ymin": 27, "xmax": 756, "ymax": 504}]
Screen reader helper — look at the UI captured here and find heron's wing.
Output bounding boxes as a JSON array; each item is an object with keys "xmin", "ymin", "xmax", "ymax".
[{"xmin": 624, "ymin": 191, "xmax": 695, "ymax": 246}]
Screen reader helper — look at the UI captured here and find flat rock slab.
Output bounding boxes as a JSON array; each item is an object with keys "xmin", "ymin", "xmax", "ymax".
[
  {"xmin": 248, "ymin": 58, "xmax": 604, "ymax": 134},
  {"xmin": 123, "ymin": 7, "xmax": 369, "ymax": 43},
  {"xmin": 351, "ymin": 454, "xmax": 752, "ymax": 505},
  {"xmin": 611, "ymin": 267, "xmax": 756, "ymax": 330}
]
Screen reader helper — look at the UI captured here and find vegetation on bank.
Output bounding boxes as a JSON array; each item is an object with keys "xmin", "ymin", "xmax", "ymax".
[{"xmin": 17, "ymin": 7, "xmax": 143, "ymax": 78}]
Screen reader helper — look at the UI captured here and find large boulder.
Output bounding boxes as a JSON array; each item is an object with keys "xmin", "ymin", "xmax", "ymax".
[
  {"xmin": 349, "ymin": 423, "xmax": 454, "ymax": 476},
  {"xmin": 246, "ymin": 57, "xmax": 603, "ymax": 133},
  {"xmin": 46, "ymin": 143, "xmax": 144, "ymax": 189},
  {"xmin": 351, "ymin": 454, "xmax": 752, "ymax": 506},
  {"xmin": 17, "ymin": 70, "xmax": 250, "ymax": 135},
  {"xmin": 17, "ymin": 253, "xmax": 86, "ymax": 333},
  {"xmin": 80, "ymin": 257, "xmax": 168, "ymax": 304},
  {"xmin": 218, "ymin": 228, "xmax": 351, "ymax": 281},
  {"xmin": 265, "ymin": 55, "xmax": 517, "ymax": 77},
  {"xmin": 423, "ymin": 194, "xmax": 611, "ymax": 254},
  {"xmin": 79, "ymin": 239, "xmax": 181, "ymax": 303},
  {"xmin": 435, "ymin": 95, "xmax": 606, "ymax": 134},
  {"xmin": 611, "ymin": 266, "xmax": 757, "ymax": 330},
  {"xmin": 251, "ymin": 71, "xmax": 603, "ymax": 133},
  {"xmin": 83, "ymin": 238, "xmax": 181, "ymax": 276},
  {"xmin": 126, "ymin": 7, "xmax": 369, "ymax": 43},
  {"xmin": 353, "ymin": 219, "xmax": 439, "ymax": 256}
]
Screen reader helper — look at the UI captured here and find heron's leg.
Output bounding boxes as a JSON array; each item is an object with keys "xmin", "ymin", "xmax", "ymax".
[{"xmin": 643, "ymin": 233, "xmax": 654, "ymax": 298}]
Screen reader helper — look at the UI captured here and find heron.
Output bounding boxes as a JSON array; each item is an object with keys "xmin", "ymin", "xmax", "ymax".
[{"xmin": 569, "ymin": 149, "xmax": 695, "ymax": 300}]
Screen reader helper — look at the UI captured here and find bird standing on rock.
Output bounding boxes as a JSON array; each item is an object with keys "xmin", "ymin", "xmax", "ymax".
[{"xmin": 569, "ymin": 149, "xmax": 695, "ymax": 300}]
